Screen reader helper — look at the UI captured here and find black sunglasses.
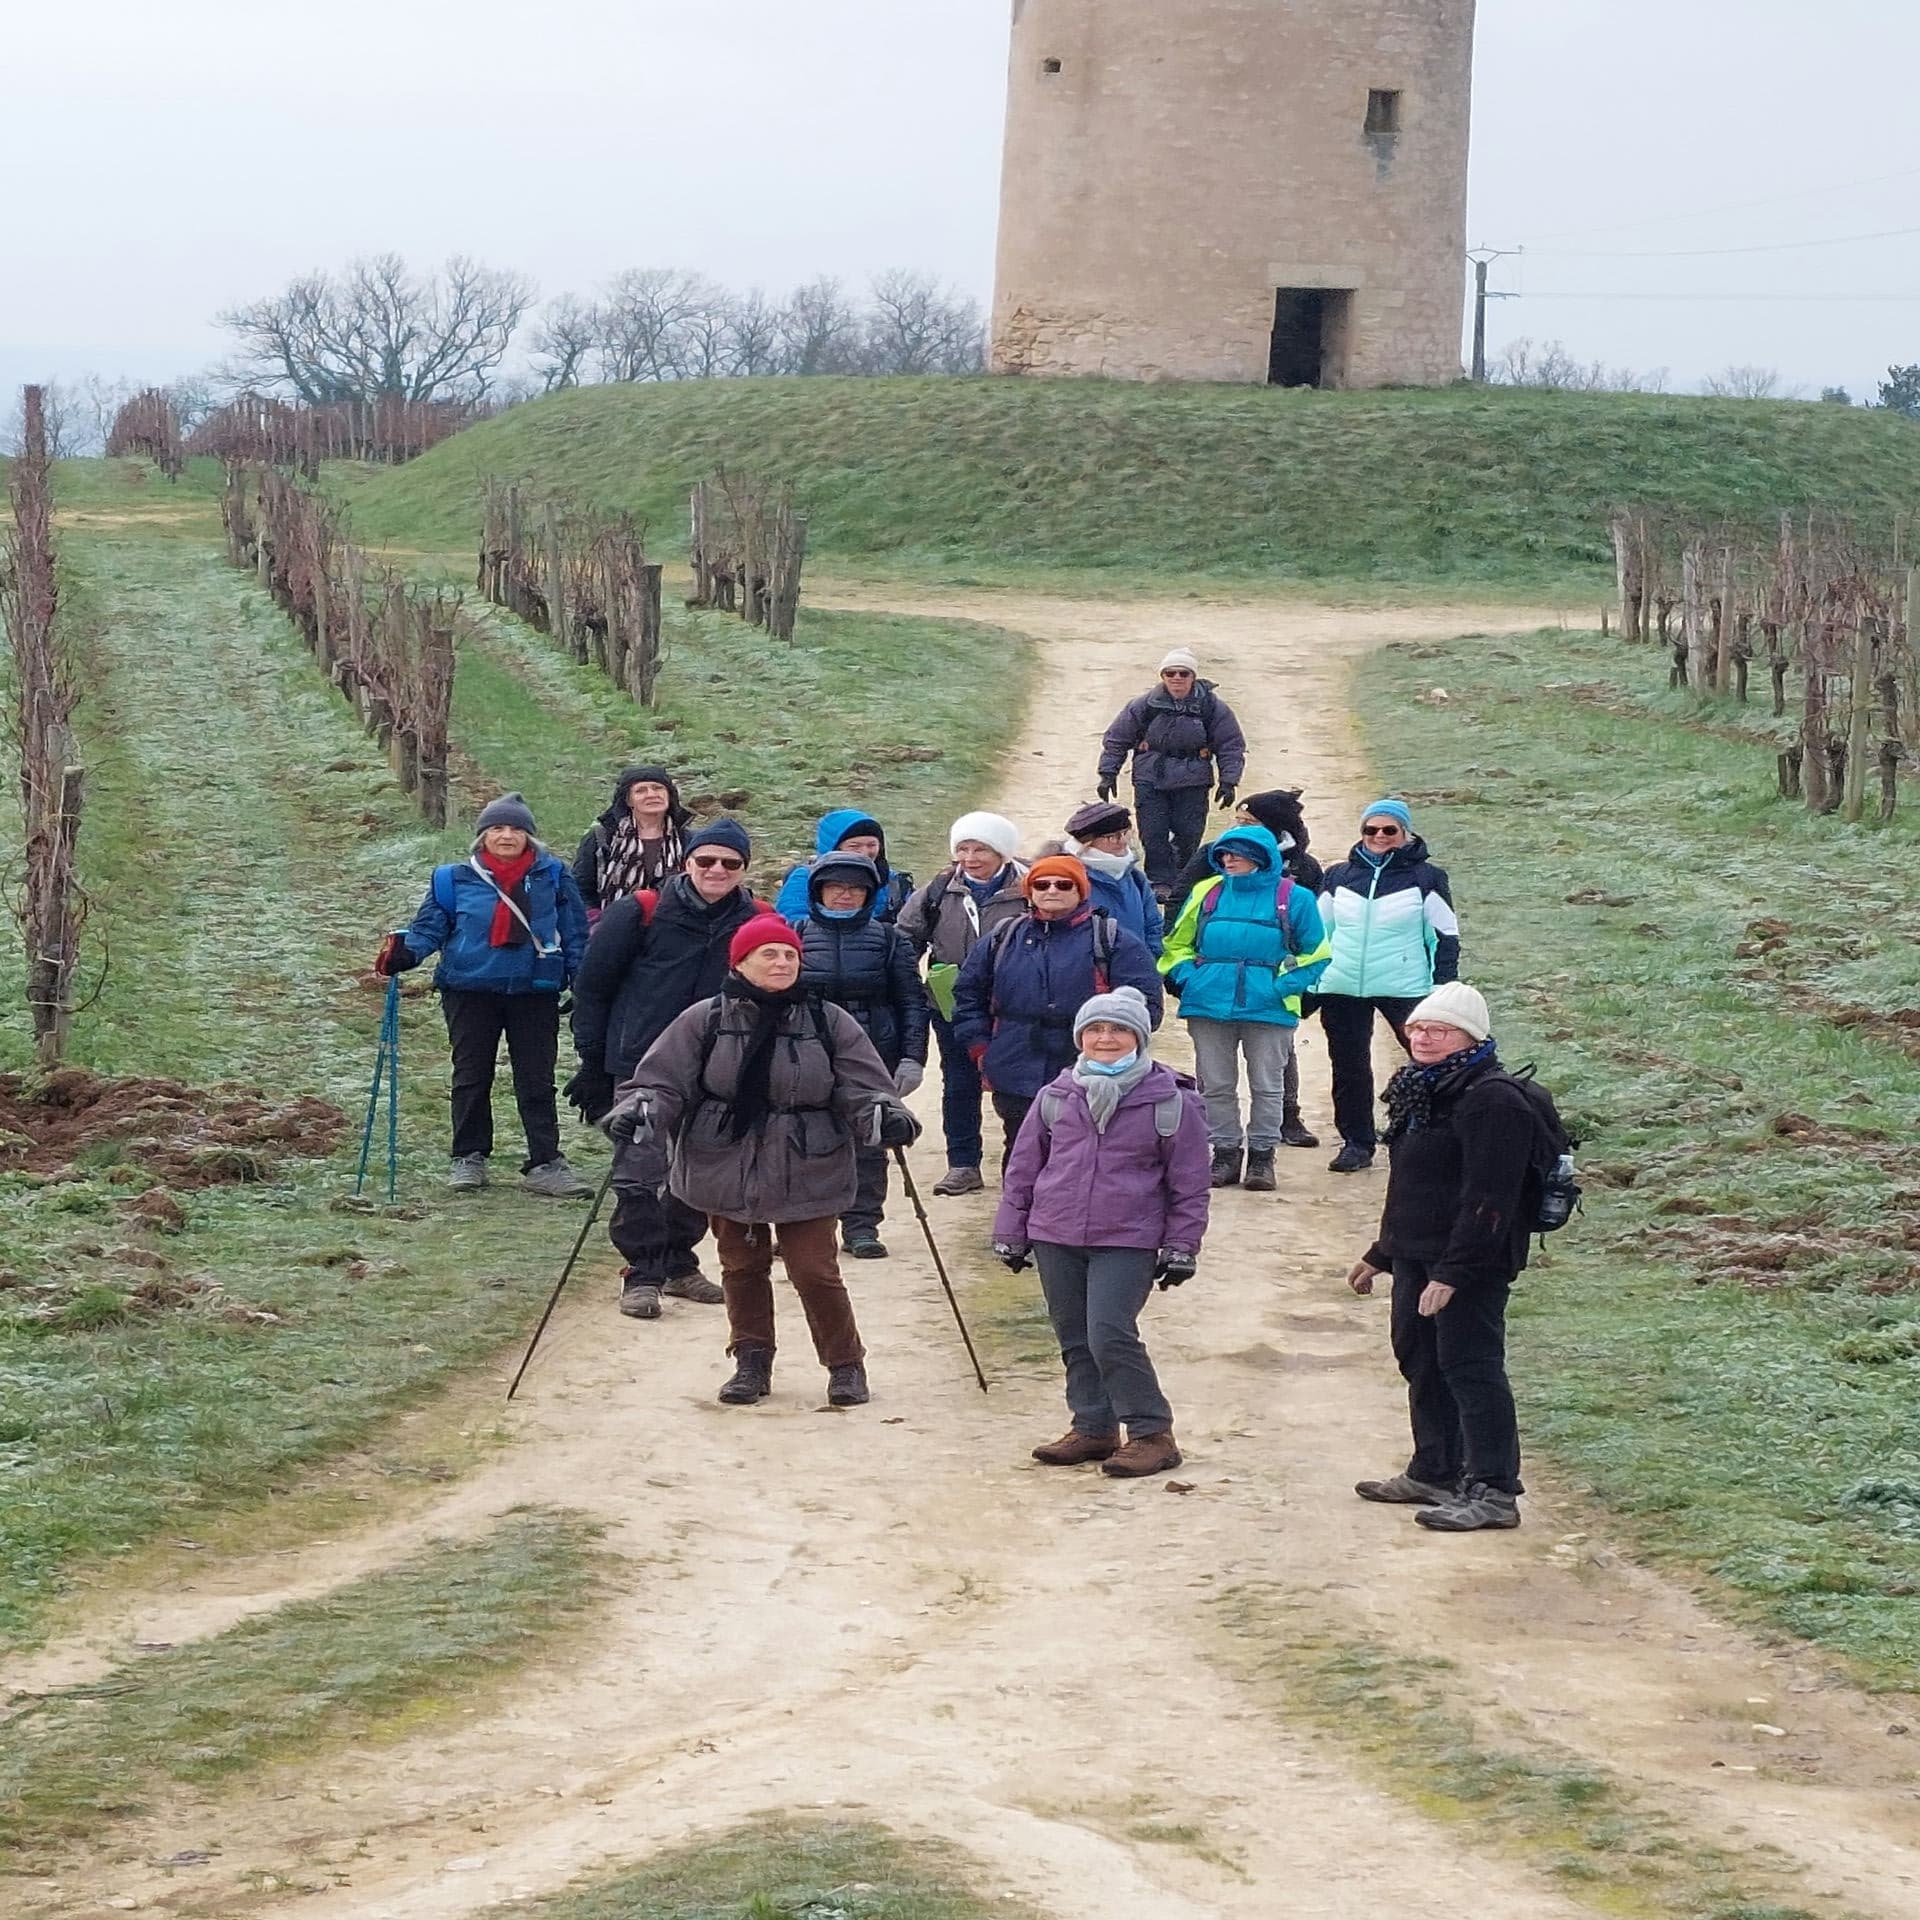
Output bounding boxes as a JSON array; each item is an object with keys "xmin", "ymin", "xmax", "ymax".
[
  {"xmin": 1361, "ymin": 825, "xmax": 1406, "ymax": 839},
  {"xmin": 690, "ymin": 854, "xmax": 745, "ymax": 871},
  {"xmin": 1029, "ymin": 879, "xmax": 1082, "ymax": 893}
]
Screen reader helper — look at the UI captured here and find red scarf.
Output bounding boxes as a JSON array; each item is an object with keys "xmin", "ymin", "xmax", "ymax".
[{"xmin": 477, "ymin": 846, "xmax": 539, "ymax": 947}]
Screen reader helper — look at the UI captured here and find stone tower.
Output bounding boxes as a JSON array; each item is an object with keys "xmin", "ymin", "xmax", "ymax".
[{"xmin": 991, "ymin": 0, "xmax": 1477, "ymax": 388}]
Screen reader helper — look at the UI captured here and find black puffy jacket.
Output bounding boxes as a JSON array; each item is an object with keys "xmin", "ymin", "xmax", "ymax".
[
  {"xmin": 571, "ymin": 874, "xmax": 766, "ymax": 1080},
  {"xmin": 793, "ymin": 855, "xmax": 930, "ymax": 1072}
]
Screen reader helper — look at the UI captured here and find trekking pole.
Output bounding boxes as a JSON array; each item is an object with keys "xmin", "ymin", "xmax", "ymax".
[
  {"xmin": 354, "ymin": 976, "xmax": 402, "ymax": 1201},
  {"xmin": 506, "ymin": 1162, "xmax": 618, "ymax": 1401},
  {"xmin": 893, "ymin": 1147, "xmax": 990, "ymax": 1394}
]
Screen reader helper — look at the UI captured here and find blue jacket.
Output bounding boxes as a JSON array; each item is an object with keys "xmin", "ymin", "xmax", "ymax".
[
  {"xmin": 775, "ymin": 808, "xmax": 912, "ymax": 924},
  {"xmin": 952, "ymin": 902, "xmax": 1165, "ymax": 1100},
  {"xmin": 1318, "ymin": 835, "xmax": 1460, "ymax": 1001},
  {"xmin": 1082, "ymin": 858, "xmax": 1166, "ymax": 958},
  {"xmin": 1159, "ymin": 825, "xmax": 1330, "ymax": 1027},
  {"xmin": 400, "ymin": 850, "xmax": 589, "ymax": 997}
]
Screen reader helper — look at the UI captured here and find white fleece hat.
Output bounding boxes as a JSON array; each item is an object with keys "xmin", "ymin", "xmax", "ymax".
[
  {"xmin": 949, "ymin": 811, "xmax": 1021, "ymax": 860},
  {"xmin": 1158, "ymin": 647, "xmax": 1201, "ymax": 675},
  {"xmin": 1406, "ymin": 982, "xmax": 1492, "ymax": 1044}
]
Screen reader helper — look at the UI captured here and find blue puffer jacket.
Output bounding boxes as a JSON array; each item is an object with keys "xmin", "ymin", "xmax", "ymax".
[
  {"xmin": 1159, "ymin": 826, "xmax": 1331, "ymax": 1027},
  {"xmin": 775, "ymin": 808, "xmax": 913, "ymax": 924},
  {"xmin": 399, "ymin": 850, "xmax": 589, "ymax": 996},
  {"xmin": 952, "ymin": 903, "xmax": 1165, "ymax": 1100}
]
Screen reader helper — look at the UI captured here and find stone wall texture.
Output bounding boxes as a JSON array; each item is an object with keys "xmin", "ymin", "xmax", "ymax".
[{"xmin": 991, "ymin": 0, "xmax": 1477, "ymax": 388}]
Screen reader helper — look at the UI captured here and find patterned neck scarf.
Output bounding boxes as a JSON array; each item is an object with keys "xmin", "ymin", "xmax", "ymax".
[
  {"xmin": 1382, "ymin": 1038, "xmax": 1498, "ymax": 1143},
  {"xmin": 603, "ymin": 814, "xmax": 685, "ymax": 900}
]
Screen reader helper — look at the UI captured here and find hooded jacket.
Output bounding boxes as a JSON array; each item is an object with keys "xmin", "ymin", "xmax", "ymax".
[
  {"xmin": 952, "ymin": 903, "xmax": 1165, "ymax": 1100},
  {"xmin": 1098, "ymin": 682, "xmax": 1248, "ymax": 792},
  {"xmin": 570, "ymin": 872, "xmax": 766, "ymax": 1080},
  {"xmin": 1039, "ymin": 838, "xmax": 1166, "ymax": 957},
  {"xmin": 400, "ymin": 847, "xmax": 588, "ymax": 996},
  {"xmin": 774, "ymin": 809, "xmax": 914, "ymax": 924},
  {"xmin": 622, "ymin": 987, "xmax": 900, "ymax": 1223},
  {"xmin": 1159, "ymin": 825, "xmax": 1331, "ymax": 1028},
  {"xmin": 572, "ymin": 767, "xmax": 694, "ymax": 913},
  {"xmin": 994, "ymin": 1062, "xmax": 1212, "ymax": 1254},
  {"xmin": 1318, "ymin": 836, "xmax": 1461, "ymax": 1002},
  {"xmin": 792, "ymin": 854, "xmax": 931, "ymax": 1072}
]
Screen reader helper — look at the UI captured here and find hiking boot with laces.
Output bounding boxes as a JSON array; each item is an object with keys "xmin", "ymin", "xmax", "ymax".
[
  {"xmin": 1329, "ymin": 1141, "xmax": 1376, "ymax": 1174},
  {"xmin": 827, "ymin": 1361, "xmax": 870, "ymax": 1406},
  {"xmin": 932, "ymin": 1165, "xmax": 986, "ymax": 1197},
  {"xmin": 719, "ymin": 1345, "xmax": 774, "ymax": 1404},
  {"xmin": 1281, "ymin": 1109, "xmax": 1320, "ymax": 1149},
  {"xmin": 1210, "ymin": 1147, "xmax": 1243, "ymax": 1189},
  {"xmin": 1416, "ymin": 1482, "xmax": 1522, "ymax": 1532},
  {"xmin": 842, "ymin": 1226, "xmax": 888, "ymax": 1260},
  {"xmin": 523, "ymin": 1156, "xmax": 594, "ymax": 1198},
  {"xmin": 661, "ymin": 1271, "xmax": 724, "ymax": 1304},
  {"xmin": 448, "ymin": 1153, "xmax": 489, "ymax": 1191},
  {"xmin": 1243, "ymin": 1148, "xmax": 1278, "ymax": 1192},
  {"xmin": 1032, "ymin": 1430, "xmax": 1120, "ymax": 1467},
  {"xmin": 1102, "ymin": 1430, "xmax": 1182, "ymax": 1478},
  {"xmin": 1355, "ymin": 1472, "xmax": 1453, "ymax": 1506}
]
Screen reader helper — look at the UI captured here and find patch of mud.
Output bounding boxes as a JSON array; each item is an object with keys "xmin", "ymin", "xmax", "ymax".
[{"xmin": 0, "ymin": 1068, "xmax": 346, "ymax": 1185}]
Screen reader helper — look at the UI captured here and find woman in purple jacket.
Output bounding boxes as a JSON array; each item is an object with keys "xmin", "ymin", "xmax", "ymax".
[{"xmin": 993, "ymin": 986, "xmax": 1212, "ymax": 1479}]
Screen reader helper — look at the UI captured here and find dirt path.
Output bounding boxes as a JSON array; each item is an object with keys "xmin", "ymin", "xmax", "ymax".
[{"xmin": 23, "ymin": 592, "xmax": 1920, "ymax": 1920}]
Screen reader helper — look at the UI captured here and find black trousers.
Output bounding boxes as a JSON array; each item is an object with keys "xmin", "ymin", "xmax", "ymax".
[
  {"xmin": 1319, "ymin": 992, "xmax": 1421, "ymax": 1149},
  {"xmin": 843, "ymin": 1144, "xmax": 890, "ymax": 1234},
  {"xmin": 609, "ymin": 1183, "xmax": 709, "ymax": 1286},
  {"xmin": 441, "ymin": 989, "xmax": 561, "ymax": 1170},
  {"xmin": 991, "ymin": 1092, "xmax": 1035, "ymax": 1174},
  {"xmin": 1390, "ymin": 1256, "xmax": 1523, "ymax": 1496},
  {"xmin": 1134, "ymin": 783, "xmax": 1212, "ymax": 891}
]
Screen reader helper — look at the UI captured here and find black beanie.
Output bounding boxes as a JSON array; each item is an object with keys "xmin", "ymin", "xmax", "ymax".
[{"xmin": 476, "ymin": 792, "xmax": 538, "ymax": 836}]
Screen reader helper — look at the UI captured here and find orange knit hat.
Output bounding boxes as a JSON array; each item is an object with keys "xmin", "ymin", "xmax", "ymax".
[{"xmin": 1023, "ymin": 854, "xmax": 1090, "ymax": 899}]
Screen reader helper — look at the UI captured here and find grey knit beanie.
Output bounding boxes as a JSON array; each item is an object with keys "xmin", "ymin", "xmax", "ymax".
[
  {"xmin": 475, "ymin": 792, "xmax": 537, "ymax": 835},
  {"xmin": 1073, "ymin": 985, "xmax": 1155, "ymax": 1049}
]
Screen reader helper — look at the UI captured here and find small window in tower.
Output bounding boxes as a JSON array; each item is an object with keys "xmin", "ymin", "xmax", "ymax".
[
  {"xmin": 1366, "ymin": 89, "xmax": 1402, "ymax": 136},
  {"xmin": 1042, "ymin": 57, "xmax": 1062, "ymax": 75}
]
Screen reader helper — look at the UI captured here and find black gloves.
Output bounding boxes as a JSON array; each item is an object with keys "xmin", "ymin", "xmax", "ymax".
[
  {"xmin": 1215, "ymin": 784, "xmax": 1237, "ymax": 810},
  {"xmin": 1096, "ymin": 776, "xmax": 1118, "ymax": 803},
  {"xmin": 993, "ymin": 1242, "xmax": 1032, "ymax": 1273},
  {"xmin": 564, "ymin": 1065, "xmax": 616, "ymax": 1124},
  {"xmin": 374, "ymin": 932, "xmax": 416, "ymax": 977},
  {"xmin": 601, "ymin": 1091, "xmax": 653, "ymax": 1146},
  {"xmin": 1155, "ymin": 1249, "xmax": 1197, "ymax": 1289},
  {"xmin": 877, "ymin": 1104, "xmax": 921, "ymax": 1149}
]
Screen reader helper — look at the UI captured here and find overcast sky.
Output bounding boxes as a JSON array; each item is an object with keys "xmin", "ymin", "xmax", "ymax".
[{"xmin": 4, "ymin": 0, "xmax": 1916, "ymax": 401}]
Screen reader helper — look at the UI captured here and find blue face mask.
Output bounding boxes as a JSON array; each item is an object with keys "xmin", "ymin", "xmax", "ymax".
[
  {"xmin": 816, "ymin": 904, "xmax": 865, "ymax": 921},
  {"xmin": 1083, "ymin": 1049, "xmax": 1140, "ymax": 1077}
]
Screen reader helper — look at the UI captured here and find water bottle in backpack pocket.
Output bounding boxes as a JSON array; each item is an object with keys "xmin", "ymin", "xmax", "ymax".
[{"xmin": 1494, "ymin": 1065, "xmax": 1582, "ymax": 1239}]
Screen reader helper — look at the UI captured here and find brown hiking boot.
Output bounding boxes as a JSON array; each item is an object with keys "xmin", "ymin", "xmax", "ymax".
[
  {"xmin": 1032, "ymin": 1429, "xmax": 1120, "ymax": 1466},
  {"xmin": 1102, "ymin": 1431, "xmax": 1183, "ymax": 1479},
  {"xmin": 662, "ymin": 1271, "xmax": 724, "ymax": 1304}
]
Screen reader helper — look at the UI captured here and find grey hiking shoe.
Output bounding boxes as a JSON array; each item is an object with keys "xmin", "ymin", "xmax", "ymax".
[
  {"xmin": 1356, "ymin": 1472, "xmax": 1453, "ymax": 1506},
  {"xmin": 1416, "ymin": 1482, "xmax": 1522, "ymax": 1532},
  {"xmin": 843, "ymin": 1226, "xmax": 888, "ymax": 1259},
  {"xmin": 448, "ymin": 1153, "xmax": 489, "ymax": 1191},
  {"xmin": 619, "ymin": 1282, "xmax": 663, "ymax": 1320},
  {"xmin": 523, "ymin": 1157, "xmax": 594, "ymax": 1198},
  {"xmin": 932, "ymin": 1165, "xmax": 985, "ymax": 1197},
  {"xmin": 662, "ymin": 1271, "xmax": 724, "ymax": 1304}
]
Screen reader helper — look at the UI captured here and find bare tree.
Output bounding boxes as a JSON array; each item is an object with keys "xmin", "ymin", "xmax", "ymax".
[
  {"xmin": 777, "ymin": 276, "xmax": 863, "ymax": 375},
  {"xmin": 861, "ymin": 269, "xmax": 986, "ymax": 375},
  {"xmin": 1703, "ymin": 365, "xmax": 1793, "ymax": 400},
  {"xmin": 218, "ymin": 254, "xmax": 536, "ymax": 404},
  {"xmin": 165, "ymin": 373, "xmax": 220, "ymax": 434},
  {"xmin": 530, "ymin": 294, "xmax": 599, "ymax": 391},
  {"xmin": 726, "ymin": 288, "xmax": 785, "ymax": 376},
  {"xmin": 596, "ymin": 269, "xmax": 727, "ymax": 383},
  {"xmin": 3, "ymin": 381, "xmax": 76, "ymax": 458},
  {"xmin": 1492, "ymin": 338, "xmax": 1668, "ymax": 395}
]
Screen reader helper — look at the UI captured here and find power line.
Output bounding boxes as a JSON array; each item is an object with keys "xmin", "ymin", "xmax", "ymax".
[
  {"xmin": 1528, "ymin": 222, "xmax": 1920, "ymax": 261},
  {"xmin": 1525, "ymin": 162, "xmax": 1920, "ymax": 245},
  {"xmin": 1517, "ymin": 290, "xmax": 1920, "ymax": 304}
]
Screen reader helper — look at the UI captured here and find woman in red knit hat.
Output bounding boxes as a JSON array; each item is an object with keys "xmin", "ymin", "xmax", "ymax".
[{"xmin": 607, "ymin": 914, "xmax": 919, "ymax": 1407}]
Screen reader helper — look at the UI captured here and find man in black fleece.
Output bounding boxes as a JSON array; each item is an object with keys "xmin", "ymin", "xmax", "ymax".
[{"xmin": 1345, "ymin": 982, "xmax": 1535, "ymax": 1533}]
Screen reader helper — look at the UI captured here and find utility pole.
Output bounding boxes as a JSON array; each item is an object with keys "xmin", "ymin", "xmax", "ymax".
[{"xmin": 1467, "ymin": 247, "xmax": 1521, "ymax": 383}]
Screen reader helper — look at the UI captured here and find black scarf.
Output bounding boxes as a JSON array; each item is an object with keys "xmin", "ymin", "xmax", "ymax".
[
  {"xmin": 721, "ymin": 971, "xmax": 804, "ymax": 1142},
  {"xmin": 1382, "ymin": 1038, "xmax": 1499, "ymax": 1143}
]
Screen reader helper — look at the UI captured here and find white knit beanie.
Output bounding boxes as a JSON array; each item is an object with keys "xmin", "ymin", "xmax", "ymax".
[
  {"xmin": 1158, "ymin": 647, "xmax": 1201, "ymax": 676},
  {"xmin": 949, "ymin": 811, "xmax": 1021, "ymax": 860},
  {"xmin": 1406, "ymin": 982, "xmax": 1492, "ymax": 1044}
]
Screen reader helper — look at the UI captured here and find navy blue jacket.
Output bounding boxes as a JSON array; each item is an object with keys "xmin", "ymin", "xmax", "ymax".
[
  {"xmin": 952, "ymin": 904, "xmax": 1165, "ymax": 1100},
  {"xmin": 400, "ymin": 851, "xmax": 588, "ymax": 997},
  {"xmin": 793, "ymin": 856, "xmax": 930, "ymax": 1072}
]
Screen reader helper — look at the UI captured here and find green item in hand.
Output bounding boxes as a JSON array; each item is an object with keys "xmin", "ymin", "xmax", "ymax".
[{"xmin": 927, "ymin": 962, "xmax": 960, "ymax": 1021}]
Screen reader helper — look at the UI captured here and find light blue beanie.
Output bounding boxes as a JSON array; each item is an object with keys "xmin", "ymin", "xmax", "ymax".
[{"xmin": 1361, "ymin": 798, "xmax": 1414, "ymax": 833}]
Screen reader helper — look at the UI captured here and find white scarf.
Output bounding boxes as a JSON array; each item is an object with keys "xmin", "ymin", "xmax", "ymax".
[{"xmin": 1065, "ymin": 836, "xmax": 1137, "ymax": 883}]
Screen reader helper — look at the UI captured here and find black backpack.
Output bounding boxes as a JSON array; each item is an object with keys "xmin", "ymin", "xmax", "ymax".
[{"xmin": 1488, "ymin": 1065, "xmax": 1581, "ymax": 1237}]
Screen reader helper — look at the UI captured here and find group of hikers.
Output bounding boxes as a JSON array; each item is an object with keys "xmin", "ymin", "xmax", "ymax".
[{"xmin": 374, "ymin": 648, "xmax": 1543, "ymax": 1531}]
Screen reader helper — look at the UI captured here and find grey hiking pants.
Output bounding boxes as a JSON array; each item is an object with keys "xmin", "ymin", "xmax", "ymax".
[
  {"xmin": 1188, "ymin": 1018, "xmax": 1295, "ymax": 1153},
  {"xmin": 1034, "ymin": 1243, "xmax": 1172, "ymax": 1439}
]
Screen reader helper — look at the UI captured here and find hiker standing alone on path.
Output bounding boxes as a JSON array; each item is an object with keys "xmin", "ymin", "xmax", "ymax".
[
  {"xmin": 1317, "ymin": 800, "xmax": 1462, "ymax": 1174},
  {"xmin": 1348, "ymin": 983, "xmax": 1532, "ymax": 1534},
  {"xmin": 1097, "ymin": 649, "xmax": 1247, "ymax": 897},
  {"xmin": 568, "ymin": 820, "xmax": 764, "ymax": 1320},
  {"xmin": 791, "ymin": 851, "xmax": 930, "ymax": 1261},
  {"xmin": 994, "ymin": 987, "xmax": 1211, "ymax": 1480},
  {"xmin": 572, "ymin": 765, "xmax": 693, "ymax": 920},
  {"xmin": 1158, "ymin": 822, "xmax": 1330, "ymax": 1194},
  {"xmin": 376, "ymin": 793, "xmax": 593, "ymax": 1197},
  {"xmin": 608, "ymin": 915, "xmax": 919, "ymax": 1409},
  {"xmin": 896, "ymin": 812, "xmax": 1029, "ymax": 1197}
]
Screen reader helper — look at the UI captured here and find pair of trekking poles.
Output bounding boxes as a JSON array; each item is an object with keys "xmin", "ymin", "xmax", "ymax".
[{"xmin": 506, "ymin": 1147, "xmax": 990, "ymax": 1403}]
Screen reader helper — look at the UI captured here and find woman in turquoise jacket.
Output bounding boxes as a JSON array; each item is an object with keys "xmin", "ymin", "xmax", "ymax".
[{"xmin": 1159, "ymin": 824, "xmax": 1330, "ymax": 1194}]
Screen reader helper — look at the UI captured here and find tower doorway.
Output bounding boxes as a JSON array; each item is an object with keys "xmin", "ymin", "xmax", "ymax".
[{"xmin": 1268, "ymin": 288, "xmax": 1353, "ymax": 388}]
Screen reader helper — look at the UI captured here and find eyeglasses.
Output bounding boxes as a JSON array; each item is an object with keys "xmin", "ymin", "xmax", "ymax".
[
  {"xmin": 1361, "ymin": 825, "xmax": 1405, "ymax": 840},
  {"xmin": 690, "ymin": 854, "xmax": 745, "ymax": 872},
  {"xmin": 1029, "ymin": 879, "xmax": 1081, "ymax": 894},
  {"xmin": 1161, "ymin": 670, "xmax": 1195, "ymax": 681}
]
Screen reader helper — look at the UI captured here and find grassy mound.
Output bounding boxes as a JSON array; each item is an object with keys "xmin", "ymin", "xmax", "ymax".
[{"xmin": 331, "ymin": 378, "xmax": 1920, "ymax": 589}]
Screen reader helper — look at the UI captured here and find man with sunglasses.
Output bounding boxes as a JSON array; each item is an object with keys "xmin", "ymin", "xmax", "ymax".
[
  {"xmin": 1096, "ymin": 649, "xmax": 1247, "ymax": 899},
  {"xmin": 571, "ymin": 819, "xmax": 767, "ymax": 1319},
  {"xmin": 1316, "ymin": 800, "xmax": 1462, "ymax": 1175}
]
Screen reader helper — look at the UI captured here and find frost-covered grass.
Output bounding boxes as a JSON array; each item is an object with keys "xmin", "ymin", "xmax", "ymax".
[{"xmin": 1357, "ymin": 624, "xmax": 1920, "ymax": 1685}]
